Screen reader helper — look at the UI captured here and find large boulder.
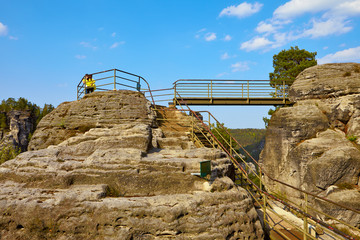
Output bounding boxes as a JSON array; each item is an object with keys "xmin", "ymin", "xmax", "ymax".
[
  {"xmin": 289, "ymin": 63, "xmax": 360, "ymax": 101},
  {"xmin": 0, "ymin": 90, "xmax": 263, "ymax": 239},
  {"xmin": 260, "ymin": 63, "xmax": 360, "ymax": 226},
  {"xmin": 28, "ymin": 90, "xmax": 155, "ymax": 151}
]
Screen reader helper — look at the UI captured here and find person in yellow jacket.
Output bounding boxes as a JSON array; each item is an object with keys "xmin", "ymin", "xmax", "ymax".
[{"xmin": 82, "ymin": 74, "xmax": 96, "ymax": 94}]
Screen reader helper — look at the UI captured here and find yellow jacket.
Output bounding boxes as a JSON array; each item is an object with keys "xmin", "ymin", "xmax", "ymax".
[{"xmin": 83, "ymin": 78, "xmax": 96, "ymax": 89}]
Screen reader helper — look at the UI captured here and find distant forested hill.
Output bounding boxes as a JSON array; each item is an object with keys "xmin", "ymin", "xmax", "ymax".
[{"xmin": 229, "ymin": 128, "xmax": 266, "ymax": 160}]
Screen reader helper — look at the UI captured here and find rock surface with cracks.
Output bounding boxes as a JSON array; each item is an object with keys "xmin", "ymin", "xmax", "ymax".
[
  {"xmin": 0, "ymin": 90, "xmax": 263, "ymax": 239},
  {"xmin": 260, "ymin": 63, "xmax": 360, "ymax": 227}
]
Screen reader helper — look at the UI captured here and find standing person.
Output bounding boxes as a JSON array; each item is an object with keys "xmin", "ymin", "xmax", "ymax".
[{"xmin": 82, "ymin": 74, "xmax": 96, "ymax": 94}]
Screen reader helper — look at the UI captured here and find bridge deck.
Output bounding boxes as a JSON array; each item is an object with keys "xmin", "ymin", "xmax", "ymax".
[
  {"xmin": 173, "ymin": 79, "xmax": 292, "ymax": 106},
  {"xmin": 175, "ymin": 97, "xmax": 292, "ymax": 106}
]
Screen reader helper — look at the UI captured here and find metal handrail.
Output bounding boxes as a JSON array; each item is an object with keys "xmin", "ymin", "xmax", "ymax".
[{"xmin": 76, "ymin": 68, "xmax": 155, "ymax": 105}]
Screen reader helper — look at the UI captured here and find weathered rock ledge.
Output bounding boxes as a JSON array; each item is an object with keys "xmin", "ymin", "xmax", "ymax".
[
  {"xmin": 260, "ymin": 63, "xmax": 360, "ymax": 227},
  {"xmin": 0, "ymin": 90, "xmax": 263, "ymax": 239}
]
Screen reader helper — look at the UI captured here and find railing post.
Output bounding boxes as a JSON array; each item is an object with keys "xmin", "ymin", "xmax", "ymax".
[
  {"xmin": 230, "ymin": 137, "xmax": 232, "ymax": 156},
  {"xmin": 137, "ymin": 77, "xmax": 141, "ymax": 91},
  {"xmin": 242, "ymin": 84, "xmax": 244, "ymax": 98},
  {"xmin": 174, "ymin": 84, "xmax": 177, "ymax": 106},
  {"xmin": 208, "ymin": 83, "xmax": 210, "ymax": 98},
  {"xmin": 210, "ymin": 80, "xmax": 213, "ymax": 103},
  {"xmin": 283, "ymin": 80, "xmax": 285, "ymax": 102},
  {"xmin": 247, "ymin": 81, "xmax": 250, "ymax": 103},
  {"xmin": 275, "ymin": 83, "xmax": 277, "ymax": 98},
  {"xmin": 113, "ymin": 69, "xmax": 116, "ymax": 90},
  {"xmin": 260, "ymin": 168, "xmax": 266, "ymax": 230},
  {"xmin": 191, "ymin": 114, "xmax": 194, "ymax": 142},
  {"xmin": 303, "ymin": 193, "xmax": 308, "ymax": 240}
]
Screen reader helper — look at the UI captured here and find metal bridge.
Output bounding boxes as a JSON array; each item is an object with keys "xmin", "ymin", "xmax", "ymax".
[
  {"xmin": 76, "ymin": 69, "xmax": 360, "ymax": 240},
  {"xmin": 173, "ymin": 79, "xmax": 292, "ymax": 106}
]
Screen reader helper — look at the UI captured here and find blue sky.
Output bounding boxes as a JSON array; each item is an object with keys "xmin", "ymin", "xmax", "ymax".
[{"xmin": 1, "ymin": 0, "xmax": 360, "ymax": 128}]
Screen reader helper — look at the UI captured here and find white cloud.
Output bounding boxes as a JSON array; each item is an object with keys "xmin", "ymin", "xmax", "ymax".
[
  {"xmin": 240, "ymin": 0, "xmax": 360, "ymax": 52},
  {"xmin": 9, "ymin": 36, "xmax": 18, "ymax": 40},
  {"xmin": 221, "ymin": 52, "xmax": 230, "ymax": 60},
  {"xmin": 323, "ymin": 46, "xmax": 328, "ymax": 50},
  {"xmin": 80, "ymin": 41, "xmax": 97, "ymax": 50},
  {"xmin": 273, "ymin": 0, "xmax": 338, "ymax": 19},
  {"xmin": 256, "ymin": 21, "xmax": 277, "ymax": 33},
  {"xmin": 75, "ymin": 55, "xmax": 86, "ymax": 60},
  {"xmin": 219, "ymin": 2, "xmax": 263, "ymax": 18},
  {"xmin": 111, "ymin": 32, "xmax": 116, "ymax": 37},
  {"xmin": 195, "ymin": 28, "xmax": 207, "ymax": 39},
  {"xmin": 221, "ymin": 52, "xmax": 236, "ymax": 60},
  {"xmin": 240, "ymin": 37, "xmax": 273, "ymax": 51},
  {"xmin": 326, "ymin": 0, "xmax": 360, "ymax": 17},
  {"xmin": 318, "ymin": 46, "xmax": 360, "ymax": 64},
  {"xmin": 205, "ymin": 32, "xmax": 216, "ymax": 41},
  {"xmin": 274, "ymin": 0, "xmax": 360, "ymax": 20},
  {"xmin": 110, "ymin": 41, "xmax": 125, "ymax": 49},
  {"xmin": 216, "ymin": 72, "xmax": 229, "ymax": 77},
  {"xmin": 231, "ymin": 62, "xmax": 250, "ymax": 72},
  {"xmin": 302, "ymin": 18, "xmax": 352, "ymax": 38},
  {"xmin": 0, "ymin": 22, "xmax": 8, "ymax": 36},
  {"xmin": 224, "ymin": 35, "xmax": 232, "ymax": 41}
]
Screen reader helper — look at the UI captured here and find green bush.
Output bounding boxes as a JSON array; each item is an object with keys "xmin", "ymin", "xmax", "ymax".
[
  {"xmin": 347, "ymin": 135, "xmax": 358, "ymax": 142},
  {"xmin": 343, "ymin": 71, "xmax": 352, "ymax": 77}
]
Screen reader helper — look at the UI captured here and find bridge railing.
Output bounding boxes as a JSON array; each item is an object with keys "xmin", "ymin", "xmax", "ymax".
[
  {"xmin": 76, "ymin": 69, "xmax": 155, "ymax": 105},
  {"xmin": 174, "ymin": 79, "xmax": 288, "ymax": 100}
]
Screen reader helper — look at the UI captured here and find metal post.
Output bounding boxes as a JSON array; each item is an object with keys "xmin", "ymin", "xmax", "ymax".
[
  {"xmin": 303, "ymin": 193, "xmax": 308, "ymax": 240},
  {"xmin": 230, "ymin": 137, "xmax": 232, "ymax": 156},
  {"xmin": 208, "ymin": 83, "xmax": 210, "ymax": 98},
  {"xmin": 242, "ymin": 84, "xmax": 244, "ymax": 98},
  {"xmin": 137, "ymin": 77, "xmax": 141, "ymax": 91},
  {"xmin": 275, "ymin": 83, "xmax": 277, "ymax": 98},
  {"xmin": 247, "ymin": 81, "xmax": 250, "ymax": 103},
  {"xmin": 174, "ymin": 84, "xmax": 177, "ymax": 106},
  {"xmin": 113, "ymin": 69, "xmax": 116, "ymax": 90},
  {"xmin": 283, "ymin": 80, "xmax": 285, "ymax": 102},
  {"xmin": 260, "ymin": 168, "xmax": 266, "ymax": 230},
  {"xmin": 191, "ymin": 114, "xmax": 194, "ymax": 142},
  {"xmin": 210, "ymin": 80, "xmax": 213, "ymax": 103}
]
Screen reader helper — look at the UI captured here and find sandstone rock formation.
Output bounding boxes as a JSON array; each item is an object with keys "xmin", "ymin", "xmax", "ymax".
[
  {"xmin": 0, "ymin": 90, "xmax": 263, "ymax": 239},
  {"xmin": 260, "ymin": 63, "xmax": 360, "ymax": 227},
  {"xmin": 0, "ymin": 110, "xmax": 35, "ymax": 161}
]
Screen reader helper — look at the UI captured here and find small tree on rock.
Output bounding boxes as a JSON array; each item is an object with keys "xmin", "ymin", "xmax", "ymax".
[
  {"xmin": 264, "ymin": 46, "xmax": 317, "ymax": 128},
  {"xmin": 269, "ymin": 46, "xmax": 317, "ymax": 88}
]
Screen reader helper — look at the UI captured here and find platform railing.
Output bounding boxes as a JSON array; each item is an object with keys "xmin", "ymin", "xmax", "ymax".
[{"xmin": 76, "ymin": 69, "xmax": 155, "ymax": 105}]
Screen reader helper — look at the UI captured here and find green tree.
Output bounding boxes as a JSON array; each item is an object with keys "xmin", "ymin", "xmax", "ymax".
[
  {"xmin": 264, "ymin": 46, "xmax": 317, "ymax": 127},
  {"xmin": 269, "ymin": 46, "xmax": 317, "ymax": 88}
]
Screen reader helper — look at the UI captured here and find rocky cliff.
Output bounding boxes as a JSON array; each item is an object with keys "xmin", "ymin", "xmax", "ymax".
[
  {"xmin": 0, "ymin": 90, "xmax": 263, "ymax": 239},
  {"xmin": 260, "ymin": 63, "xmax": 360, "ymax": 226},
  {"xmin": 0, "ymin": 110, "xmax": 35, "ymax": 162}
]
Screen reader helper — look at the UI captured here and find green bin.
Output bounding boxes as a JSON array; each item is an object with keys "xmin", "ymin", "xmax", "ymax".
[{"xmin": 200, "ymin": 160, "xmax": 211, "ymax": 178}]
